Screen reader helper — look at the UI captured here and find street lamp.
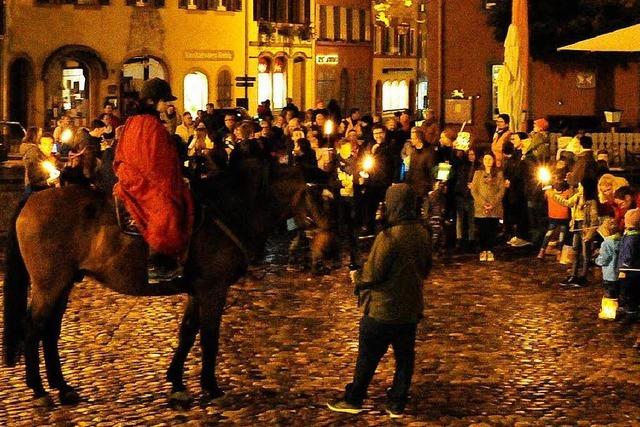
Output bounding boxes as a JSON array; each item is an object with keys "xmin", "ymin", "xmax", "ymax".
[{"xmin": 604, "ymin": 108, "xmax": 623, "ymax": 133}]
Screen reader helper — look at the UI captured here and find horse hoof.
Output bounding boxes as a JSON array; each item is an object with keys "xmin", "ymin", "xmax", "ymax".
[
  {"xmin": 33, "ymin": 393, "xmax": 54, "ymax": 408},
  {"xmin": 202, "ymin": 387, "xmax": 224, "ymax": 402},
  {"xmin": 169, "ymin": 390, "xmax": 192, "ymax": 410},
  {"xmin": 59, "ymin": 387, "xmax": 80, "ymax": 406}
]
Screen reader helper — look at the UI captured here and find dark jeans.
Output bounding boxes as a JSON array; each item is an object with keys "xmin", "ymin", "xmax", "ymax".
[
  {"xmin": 338, "ymin": 196, "xmax": 361, "ymax": 266},
  {"xmin": 571, "ymin": 221, "xmax": 591, "ymax": 279},
  {"xmin": 475, "ymin": 217, "xmax": 499, "ymax": 251},
  {"xmin": 603, "ymin": 280, "xmax": 620, "ymax": 299},
  {"xmin": 344, "ymin": 316, "xmax": 417, "ymax": 409},
  {"xmin": 620, "ymin": 276, "xmax": 640, "ymax": 312}
]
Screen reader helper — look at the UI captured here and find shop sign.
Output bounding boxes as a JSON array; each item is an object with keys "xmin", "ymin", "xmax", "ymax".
[
  {"xmin": 184, "ymin": 50, "xmax": 234, "ymax": 61},
  {"xmin": 316, "ymin": 54, "xmax": 339, "ymax": 65}
]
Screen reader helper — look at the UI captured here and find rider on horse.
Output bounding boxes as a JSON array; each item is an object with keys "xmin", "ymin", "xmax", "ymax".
[{"xmin": 113, "ymin": 78, "xmax": 194, "ymax": 283}]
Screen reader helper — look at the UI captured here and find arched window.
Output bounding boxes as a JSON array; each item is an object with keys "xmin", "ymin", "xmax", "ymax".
[
  {"xmin": 216, "ymin": 69, "xmax": 232, "ymax": 107},
  {"xmin": 184, "ymin": 71, "xmax": 208, "ymax": 117},
  {"xmin": 398, "ymin": 80, "xmax": 408, "ymax": 110},
  {"xmin": 382, "ymin": 81, "xmax": 392, "ymax": 111},
  {"xmin": 382, "ymin": 79, "xmax": 409, "ymax": 111},
  {"xmin": 257, "ymin": 55, "xmax": 288, "ymax": 110}
]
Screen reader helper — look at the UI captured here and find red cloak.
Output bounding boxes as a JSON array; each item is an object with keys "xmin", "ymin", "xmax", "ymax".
[{"xmin": 113, "ymin": 114, "xmax": 194, "ymax": 255}]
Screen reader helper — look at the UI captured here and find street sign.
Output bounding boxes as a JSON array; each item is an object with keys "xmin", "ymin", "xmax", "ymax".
[
  {"xmin": 235, "ymin": 76, "xmax": 256, "ymax": 82},
  {"xmin": 235, "ymin": 82, "xmax": 254, "ymax": 87}
]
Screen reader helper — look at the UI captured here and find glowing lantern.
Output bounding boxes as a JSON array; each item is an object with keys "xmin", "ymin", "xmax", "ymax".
[
  {"xmin": 324, "ymin": 120, "xmax": 334, "ymax": 136},
  {"xmin": 598, "ymin": 297, "xmax": 618, "ymax": 320},
  {"xmin": 60, "ymin": 128, "xmax": 74, "ymax": 145},
  {"xmin": 42, "ymin": 161, "xmax": 60, "ymax": 180},
  {"xmin": 537, "ymin": 166, "xmax": 551, "ymax": 185}
]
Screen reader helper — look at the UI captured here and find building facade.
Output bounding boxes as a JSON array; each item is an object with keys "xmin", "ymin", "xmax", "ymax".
[
  {"xmin": 425, "ymin": 0, "xmax": 640, "ymax": 142},
  {"xmin": 0, "ymin": 0, "xmax": 315, "ymax": 128}
]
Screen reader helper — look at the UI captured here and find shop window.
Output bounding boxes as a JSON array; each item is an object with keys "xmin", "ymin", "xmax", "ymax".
[
  {"xmin": 61, "ymin": 68, "xmax": 86, "ymax": 111},
  {"xmin": 382, "ymin": 80, "xmax": 409, "ymax": 111},
  {"xmin": 217, "ymin": 69, "xmax": 233, "ymax": 107},
  {"xmin": 179, "ymin": 0, "xmax": 241, "ymax": 11},
  {"xmin": 491, "ymin": 64, "xmax": 503, "ymax": 118},
  {"xmin": 184, "ymin": 72, "xmax": 208, "ymax": 117}
]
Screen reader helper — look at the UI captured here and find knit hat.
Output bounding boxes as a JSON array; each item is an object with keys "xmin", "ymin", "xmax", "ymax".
[
  {"xmin": 625, "ymin": 208, "xmax": 640, "ymax": 229},
  {"xmin": 533, "ymin": 118, "xmax": 549, "ymax": 131}
]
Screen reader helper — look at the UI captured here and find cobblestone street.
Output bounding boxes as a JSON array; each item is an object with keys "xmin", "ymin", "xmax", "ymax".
[{"xmin": 2, "ymin": 245, "xmax": 640, "ymax": 426}]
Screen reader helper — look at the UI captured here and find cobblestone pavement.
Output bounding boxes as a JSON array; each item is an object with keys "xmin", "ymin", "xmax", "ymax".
[{"xmin": 2, "ymin": 244, "xmax": 640, "ymax": 426}]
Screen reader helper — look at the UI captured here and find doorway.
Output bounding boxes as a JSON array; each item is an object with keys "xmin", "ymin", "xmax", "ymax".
[{"xmin": 9, "ymin": 58, "xmax": 33, "ymax": 126}]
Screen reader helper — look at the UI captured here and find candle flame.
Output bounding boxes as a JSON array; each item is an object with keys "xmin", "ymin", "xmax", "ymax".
[
  {"xmin": 324, "ymin": 120, "xmax": 334, "ymax": 136},
  {"xmin": 362, "ymin": 154, "xmax": 375, "ymax": 172},
  {"xmin": 537, "ymin": 166, "xmax": 551, "ymax": 185}
]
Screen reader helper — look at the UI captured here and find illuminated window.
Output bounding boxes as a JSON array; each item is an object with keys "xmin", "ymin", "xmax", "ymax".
[
  {"xmin": 61, "ymin": 68, "xmax": 86, "ymax": 111},
  {"xmin": 417, "ymin": 80, "xmax": 428, "ymax": 110},
  {"xmin": 257, "ymin": 56, "xmax": 287, "ymax": 109},
  {"xmin": 184, "ymin": 72, "xmax": 208, "ymax": 117},
  {"xmin": 491, "ymin": 64, "xmax": 503, "ymax": 118},
  {"xmin": 382, "ymin": 80, "xmax": 409, "ymax": 111}
]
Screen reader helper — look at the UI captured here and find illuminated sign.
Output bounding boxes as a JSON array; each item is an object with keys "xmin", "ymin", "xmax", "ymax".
[
  {"xmin": 316, "ymin": 55, "xmax": 339, "ymax": 65},
  {"xmin": 184, "ymin": 50, "xmax": 234, "ymax": 61}
]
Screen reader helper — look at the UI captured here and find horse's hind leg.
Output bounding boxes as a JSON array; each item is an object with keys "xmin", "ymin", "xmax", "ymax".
[
  {"xmin": 42, "ymin": 287, "xmax": 80, "ymax": 405},
  {"xmin": 199, "ymin": 289, "xmax": 229, "ymax": 400},
  {"xmin": 166, "ymin": 297, "xmax": 199, "ymax": 407},
  {"xmin": 24, "ymin": 292, "xmax": 57, "ymax": 407}
]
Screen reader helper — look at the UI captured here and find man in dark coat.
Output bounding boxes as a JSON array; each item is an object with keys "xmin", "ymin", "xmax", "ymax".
[{"xmin": 328, "ymin": 183, "xmax": 432, "ymax": 418}]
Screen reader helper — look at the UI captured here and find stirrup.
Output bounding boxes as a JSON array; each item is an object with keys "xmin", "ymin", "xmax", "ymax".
[{"xmin": 114, "ymin": 196, "xmax": 142, "ymax": 236}]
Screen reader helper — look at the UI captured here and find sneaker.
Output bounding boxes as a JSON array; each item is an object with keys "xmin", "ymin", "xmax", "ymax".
[
  {"xmin": 327, "ymin": 400, "xmax": 364, "ymax": 414},
  {"xmin": 570, "ymin": 276, "xmax": 588, "ymax": 288},
  {"xmin": 479, "ymin": 251, "xmax": 487, "ymax": 262},
  {"xmin": 486, "ymin": 251, "xmax": 495, "ymax": 262},
  {"xmin": 384, "ymin": 403, "xmax": 404, "ymax": 418},
  {"xmin": 511, "ymin": 237, "xmax": 533, "ymax": 247},
  {"xmin": 560, "ymin": 276, "xmax": 578, "ymax": 287}
]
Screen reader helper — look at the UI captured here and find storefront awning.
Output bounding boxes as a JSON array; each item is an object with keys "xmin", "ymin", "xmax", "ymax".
[{"xmin": 558, "ymin": 24, "xmax": 640, "ymax": 52}]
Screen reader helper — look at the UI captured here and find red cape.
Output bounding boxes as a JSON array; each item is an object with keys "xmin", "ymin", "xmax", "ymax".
[{"xmin": 113, "ymin": 114, "xmax": 194, "ymax": 255}]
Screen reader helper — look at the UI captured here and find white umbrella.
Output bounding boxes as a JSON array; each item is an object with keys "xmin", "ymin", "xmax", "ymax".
[{"xmin": 558, "ymin": 24, "xmax": 640, "ymax": 52}]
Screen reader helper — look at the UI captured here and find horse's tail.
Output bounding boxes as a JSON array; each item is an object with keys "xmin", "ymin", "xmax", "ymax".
[{"xmin": 3, "ymin": 201, "xmax": 29, "ymax": 367}]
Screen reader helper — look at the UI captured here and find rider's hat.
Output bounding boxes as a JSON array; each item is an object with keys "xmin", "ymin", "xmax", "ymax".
[{"xmin": 139, "ymin": 78, "xmax": 177, "ymax": 102}]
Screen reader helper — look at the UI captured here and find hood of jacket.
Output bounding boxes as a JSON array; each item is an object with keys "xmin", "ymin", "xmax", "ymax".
[{"xmin": 385, "ymin": 183, "xmax": 417, "ymax": 224}]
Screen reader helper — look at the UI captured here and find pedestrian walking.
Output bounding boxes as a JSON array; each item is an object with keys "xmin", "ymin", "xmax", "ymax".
[{"xmin": 327, "ymin": 183, "xmax": 432, "ymax": 418}]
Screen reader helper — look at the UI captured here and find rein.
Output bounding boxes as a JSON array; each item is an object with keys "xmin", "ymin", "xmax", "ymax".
[{"xmin": 211, "ymin": 216, "xmax": 251, "ymax": 266}]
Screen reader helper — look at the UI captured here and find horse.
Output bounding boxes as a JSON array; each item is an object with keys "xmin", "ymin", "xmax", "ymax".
[{"xmin": 2, "ymin": 158, "xmax": 335, "ymax": 408}]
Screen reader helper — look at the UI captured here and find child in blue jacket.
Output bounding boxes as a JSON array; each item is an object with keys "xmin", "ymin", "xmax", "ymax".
[
  {"xmin": 596, "ymin": 218, "xmax": 622, "ymax": 299},
  {"xmin": 618, "ymin": 209, "xmax": 640, "ymax": 321}
]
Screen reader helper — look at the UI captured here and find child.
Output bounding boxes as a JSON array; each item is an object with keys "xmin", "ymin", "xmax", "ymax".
[
  {"xmin": 538, "ymin": 172, "xmax": 572, "ymax": 259},
  {"xmin": 617, "ymin": 209, "xmax": 640, "ymax": 323},
  {"xmin": 548, "ymin": 181, "xmax": 599, "ymax": 287},
  {"xmin": 595, "ymin": 218, "xmax": 622, "ymax": 300}
]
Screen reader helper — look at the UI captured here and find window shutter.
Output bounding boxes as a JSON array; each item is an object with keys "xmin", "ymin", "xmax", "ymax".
[{"xmin": 179, "ymin": 0, "xmax": 188, "ymax": 7}]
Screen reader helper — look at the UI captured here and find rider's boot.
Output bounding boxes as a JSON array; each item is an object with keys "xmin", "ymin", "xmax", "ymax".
[{"xmin": 148, "ymin": 252, "xmax": 183, "ymax": 284}]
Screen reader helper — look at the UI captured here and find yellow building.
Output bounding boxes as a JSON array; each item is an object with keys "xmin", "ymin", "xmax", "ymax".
[{"xmin": 0, "ymin": 0, "xmax": 315, "ymax": 128}]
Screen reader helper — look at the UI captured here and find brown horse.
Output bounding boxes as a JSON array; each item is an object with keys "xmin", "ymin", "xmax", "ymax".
[{"xmin": 3, "ymin": 159, "xmax": 334, "ymax": 408}]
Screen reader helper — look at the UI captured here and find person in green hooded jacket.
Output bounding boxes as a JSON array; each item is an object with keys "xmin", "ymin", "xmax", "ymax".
[{"xmin": 328, "ymin": 183, "xmax": 432, "ymax": 418}]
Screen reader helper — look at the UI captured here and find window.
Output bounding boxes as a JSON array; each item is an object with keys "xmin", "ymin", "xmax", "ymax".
[
  {"xmin": 417, "ymin": 80, "xmax": 428, "ymax": 110},
  {"xmin": 254, "ymin": 0, "xmax": 307, "ymax": 23},
  {"xmin": 179, "ymin": 0, "xmax": 241, "ymax": 11},
  {"xmin": 382, "ymin": 80, "xmax": 409, "ymax": 111},
  {"xmin": 36, "ymin": 0, "xmax": 110, "ymax": 4},
  {"xmin": 61, "ymin": 68, "xmax": 86, "ymax": 110},
  {"xmin": 217, "ymin": 69, "xmax": 232, "ymax": 107},
  {"xmin": 318, "ymin": 5, "xmax": 327, "ymax": 39},
  {"xmin": 0, "ymin": 0, "xmax": 5, "ymax": 36},
  {"xmin": 491, "ymin": 64, "xmax": 503, "ymax": 118},
  {"xmin": 382, "ymin": 26, "xmax": 390, "ymax": 54},
  {"xmin": 359, "ymin": 9, "xmax": 366, "ymax": 42},
  {"xmin": 257, "ymin": 56, "xmax": 287, "ymax": 110},
  {"xmin": 346, "ymin": 9, "xmax": 353, "ymax": 41},
  {"xmin": 333, "ymin": 6, "xmax": 340, "ymax": 40},
  {"xmin": 184, "ymin": 72, "xmax": 208, "ymax": 117}
]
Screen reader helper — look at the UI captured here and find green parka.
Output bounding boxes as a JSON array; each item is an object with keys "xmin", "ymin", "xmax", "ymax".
[{"xmin": 355, "ymin": 184, "xmax": 432, "ymax": 324}]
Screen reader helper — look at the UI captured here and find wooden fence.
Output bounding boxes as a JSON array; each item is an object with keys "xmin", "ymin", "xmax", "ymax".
[{"xmin": 550, "ymin": 133, "xmax": 640, "ymax": 166}]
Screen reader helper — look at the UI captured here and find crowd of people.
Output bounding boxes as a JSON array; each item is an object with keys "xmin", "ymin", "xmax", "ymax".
[{"xmin": 18, "ymin": 86, "xmax": 640, "ymax": 320}]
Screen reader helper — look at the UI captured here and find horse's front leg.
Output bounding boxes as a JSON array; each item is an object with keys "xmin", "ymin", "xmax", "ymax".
[
  {"xmin": 166, "ymin": 296, "xmax": 200, "ymax": 408},
  {"xmin": 198, "ymin": 288, "xmax": 229, "ymax": 400},
  {"xmin": 42, "ymin": 287, "xmax": 80, "ymax": 405}
]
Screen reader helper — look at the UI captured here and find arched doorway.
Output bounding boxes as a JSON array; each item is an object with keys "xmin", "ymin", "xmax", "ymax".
[
  {"xmin": 41, "ymin": 45, "xmax": 108, "ymax": 130},
  {"xmin": 120, "ymin": 56, "xmax": 168, "ymax": 119},
  {"xmin": 184, "ymin": 71, "xmax": 209, "ymax": 116},
  {"xmin": 9, "ymin": 58, "xmax": 34, "ymax": 126},
  {"xmin": 216, "ymin": 69, "xmax": 232, "ymax": 108}
]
